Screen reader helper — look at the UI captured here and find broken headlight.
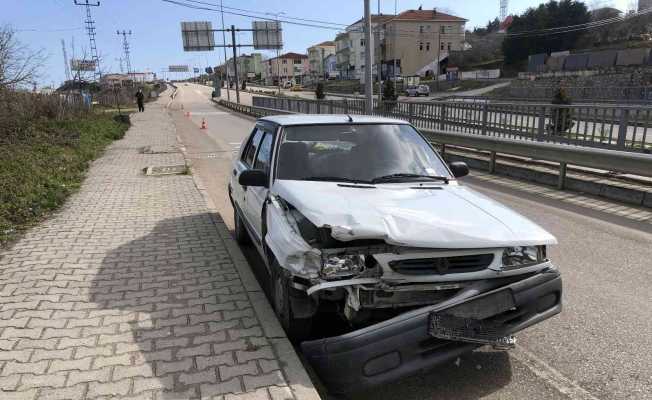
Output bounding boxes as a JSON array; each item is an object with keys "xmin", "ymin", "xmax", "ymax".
[
  {"xmin": 321, "ymin": 255, "xmax": 364, "ymax": 279},
  {"xmin": 502, "ymin": 246, "xmax": 546, "ymax": 270}
]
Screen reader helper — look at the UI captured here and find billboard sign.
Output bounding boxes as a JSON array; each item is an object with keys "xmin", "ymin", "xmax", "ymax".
[
  {"xmin": 205, "ymin": 67, "xmax": 213, "ymax": 74},
  {"xmin": 181, "ymin": 21, "xmax": 215, "ymax": 51},
  {"xmin": 169, "ymin": 65, "xmax": 189, "ymax": 72},
  {"xmin": 71, "ymin": 59, "xmax": 96, "ymax": 72},
  {"xmin": 252, "ymin": 21, "xmax": 283, "ymax": 50},
  {"xmin": 193, "ymin": 67, "xmax": 200, "ymax": 73}
]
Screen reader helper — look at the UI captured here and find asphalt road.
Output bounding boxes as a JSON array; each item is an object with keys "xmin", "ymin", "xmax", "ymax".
[{"xmin": 170, "ymin": 83, "xmax": 652, "ymax": 400}]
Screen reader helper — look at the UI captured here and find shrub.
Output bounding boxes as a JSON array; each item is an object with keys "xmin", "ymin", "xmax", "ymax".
[{"xmin": 315, "ymin": 82, "xmax": 325, "ymax": 100}]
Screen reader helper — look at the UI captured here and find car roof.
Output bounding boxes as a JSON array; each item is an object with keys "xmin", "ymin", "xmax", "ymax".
[{"xmin": 259, "ymin": 114, "xmax": 411, "ymax": 126}]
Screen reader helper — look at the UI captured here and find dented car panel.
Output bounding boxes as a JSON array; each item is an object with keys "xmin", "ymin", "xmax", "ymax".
[{"xmin": 301, "ymin": 268, "xmax": 562, "ymax": 394}]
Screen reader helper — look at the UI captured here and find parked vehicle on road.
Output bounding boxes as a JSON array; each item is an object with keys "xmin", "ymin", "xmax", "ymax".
[
  {"xmin": 228, "ymin": 115, "xmax": 562, "ymax": 394},
  {"xmin": 405, "ymin": 84, "xmax": 430, "ymax": 97}
]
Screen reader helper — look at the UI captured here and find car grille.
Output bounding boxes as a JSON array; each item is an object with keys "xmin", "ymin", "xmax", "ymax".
[{"xmin": 389, "ymin": 254, "xmax": 494, "ymax": 275}]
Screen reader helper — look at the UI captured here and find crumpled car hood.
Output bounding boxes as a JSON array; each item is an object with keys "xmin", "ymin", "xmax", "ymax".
[{"xmin": 272, "ymin": 180, "xmax": 557, "ymax": 249}]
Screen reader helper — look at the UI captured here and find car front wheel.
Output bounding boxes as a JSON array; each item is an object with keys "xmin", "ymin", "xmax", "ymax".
[{"xmin": 271, "ymin": 260, "xmax": 313, "ymax": 342}]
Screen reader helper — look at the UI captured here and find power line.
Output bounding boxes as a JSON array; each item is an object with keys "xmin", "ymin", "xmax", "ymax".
[
  {"xmin": 161, "ymin": 0, "xmax": 343, "ymax": 30},
  {"xmin": 504, "ymin": 6, "xmax": 652, "ymax": 37},
  {"xmin": 178, "ymin": 0, "xmax": 349, "ymax": 27}
]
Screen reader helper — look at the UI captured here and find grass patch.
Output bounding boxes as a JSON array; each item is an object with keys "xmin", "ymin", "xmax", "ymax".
[{"xmin": 0, "ymin": 113, "xmax": 130, "ymax": 247}]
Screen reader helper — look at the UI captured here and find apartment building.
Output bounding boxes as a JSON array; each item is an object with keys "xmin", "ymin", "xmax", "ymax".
[
  {"xmin": 376, "ymin": 9, "xmax": 467, "ymax": 77},
  {"xmin": 225, "ymin": 53, "xmax": 264, "ymax": 81},
  {"xmin": 335, "ymin": 14, "xmax": 393, "ymax": 80},
  {"xmin": 264, "ymin": 52, "xmax": 309, "ymax": 85},
  {"xmin": 307, "ymin": 41, "xmax": 336, "ymax": 79}
]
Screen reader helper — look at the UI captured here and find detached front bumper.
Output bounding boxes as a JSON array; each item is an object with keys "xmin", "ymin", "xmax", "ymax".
[{"xmin": 301, "ymin": 268, "xmax": 562, "ymax": 394}]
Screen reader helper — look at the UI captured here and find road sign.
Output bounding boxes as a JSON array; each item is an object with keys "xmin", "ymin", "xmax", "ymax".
[
  {"xmin": 252, "ymin": 21, "xmax": 282, "ymax": 50},
  {"xmin": 169, "ymin": 65, "xmax": 189, "ymax": 72},
  {"xmin": 181, "ymin": 21, "xmax": 215, "ymax": 51},
  {"xmin": 193, "ymin": 68, "xmax": 200, "ymax": 73},
  {"xmin": 71, "ymin": 59, "xmax": 96, "ymax": 72},
  {"xmin": 205, "ymin": 67, "xmax": 213, "ymax": 74}
]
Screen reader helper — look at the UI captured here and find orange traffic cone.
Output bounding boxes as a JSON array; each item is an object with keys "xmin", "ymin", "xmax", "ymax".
[{"xmin": 200, "ymin": 118, "xmax": 207, "ymax": 130}]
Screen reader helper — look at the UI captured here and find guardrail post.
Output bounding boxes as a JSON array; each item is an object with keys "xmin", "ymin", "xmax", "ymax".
[
  {"xmin": 481, "ymin": 103, "xmax": 488, "ymax": 136},
  {"xmin": 408, "ymin": 103, "xmax": 415, "ymax": 124},
  {"xmin": 489, "ymin": 151, "xmax": 497, "ymax": 174},
  {"xmin": 344, "ymin": 99, "xmax": 349, "ymax": 114},
  {"xmin": 617, "ymin": 109, "xmax": 629, "ymax": 149},
  {"xmin": 329, "ymin": 100, "xmax": 334, "ymax": 114},
  {"xmin": 537, "ymin": 106, "xmax": 546, "ymax": 141},
  {"xmin": 316, "ymin": 100, "xmax": 321, "ymax": 114},
  {"xmin": 558, "ymin": 162, "xmax": 567, "ymax": 190}
]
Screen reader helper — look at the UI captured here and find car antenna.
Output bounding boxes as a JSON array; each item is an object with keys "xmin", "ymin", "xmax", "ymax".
[{"xmin": 346, "ymin": 114, "xmax": 353, "ymax": 123}]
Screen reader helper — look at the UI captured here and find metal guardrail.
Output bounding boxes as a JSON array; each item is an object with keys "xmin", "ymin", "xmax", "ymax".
[
  {"xmin": 219, "ymin": 97, "xmax": 652, "ymax": 190},
  {"xmin": 252, "ymin": 96, "xmax": 652, "ymax": 153}
]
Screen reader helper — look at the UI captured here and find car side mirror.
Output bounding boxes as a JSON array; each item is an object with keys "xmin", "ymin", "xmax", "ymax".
[
  {"xmin": 449, "ymin": 162, "xmax": 469, "ymax": 178},
  {"xmin": 239, "ymin": 169, "xmax": 268, "ymax": 187}
]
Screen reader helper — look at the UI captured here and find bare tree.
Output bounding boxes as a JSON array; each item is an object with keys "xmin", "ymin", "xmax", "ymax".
[{"xmin": 0, "ymin": 25, "xmax": 46, "ymax": 89}]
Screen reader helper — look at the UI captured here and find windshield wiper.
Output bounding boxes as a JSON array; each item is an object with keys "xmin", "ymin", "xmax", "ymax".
[
  {"xmin": 301, "ymin": 176, "xmax": 374, "ymax": 184},
  {"xmin": 371, "ymin": 173, "xmax": 449, "ymax": 184}
]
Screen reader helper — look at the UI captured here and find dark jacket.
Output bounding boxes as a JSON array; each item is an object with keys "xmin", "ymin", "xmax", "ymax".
[{"xmin": 135, "ymin": 91, "xmax": 145, "ymax": 103}]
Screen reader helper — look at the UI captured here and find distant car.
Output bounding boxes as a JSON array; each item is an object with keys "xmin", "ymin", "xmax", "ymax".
[
  {"xmin": 405, "ymin": 84, "xmax": 430, "ymax": 97},
  {"xmin": 229, "ymin": 114, "xmax": 562, "ymax": 394},
  {"xmin": 282, "ymin": 81, "xmax": 293, "ymax": 89}
]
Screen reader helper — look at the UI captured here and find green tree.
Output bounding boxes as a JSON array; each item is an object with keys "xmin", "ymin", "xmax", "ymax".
[
  {"xmin": 315, "ymin": 82, "xmax": 325, "ymax": 99},
  {"xmin": 382, "ymin": 80, "xmax": 397, "ymax": 102},
  {"xmin": 502, "ymin": 0, "xmax": 591, "ymax": 65}
]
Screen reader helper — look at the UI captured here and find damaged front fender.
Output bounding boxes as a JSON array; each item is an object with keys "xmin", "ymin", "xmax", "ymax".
[{"xmin": 265, "ymin": 195, "xmax": 322, "ymax": 278}]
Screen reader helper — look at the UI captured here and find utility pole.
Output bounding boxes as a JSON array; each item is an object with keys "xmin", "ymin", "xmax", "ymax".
[
  {"xmin": 231, "ymin": 25, "xmax": 240, "ymax": 104},
  {"xmin": 61, "ymin": 39, "xmax": 71, "ymax": 82},
  {"xmin": 219, "ymin": 0, "xmax": 230, "ymax": 101},
  {"xmin": 364, "ymin": 0, "xmax": 373, "ymax": 114},
  {"xmin": 117, "ymin": 30, "xmax": 133, "ymax": 81},
  {"xmin": 393, "ymin": 0, "xmax": 398, "ymax": 85},
  {"xmin": 74, "ymin": 0, "xmax": 102, "ymax": 81}
]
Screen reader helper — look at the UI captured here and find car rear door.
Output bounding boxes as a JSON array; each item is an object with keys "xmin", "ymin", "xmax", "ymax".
[{"xmin": 243, "ymin": 127, "xmax": 276, "ymax": 240}]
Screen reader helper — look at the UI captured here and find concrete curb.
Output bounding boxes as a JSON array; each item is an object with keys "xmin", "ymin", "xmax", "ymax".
[{"xmin": 172, "ymin": 114, "xmax": 322, "ymax": 400}]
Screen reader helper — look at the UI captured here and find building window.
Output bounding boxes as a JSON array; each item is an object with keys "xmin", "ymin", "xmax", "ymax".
[
  {"xmin": 294, "ymin": 59, "xmax": 301, "ymax": 64},
  {"xmin": 447, "ymin": 42, "xmax": 452, "ymax": 51},
  {"xmin": 441, "ymin": 42, "xmax": 445, "ymax": 50},
  {"xmin": 360, "ymin": 39, "xmax": 365, "ymax": 47},
  {"xmin": 426, "ymin": 42, "xmax": 430, "ymax": 51},
  {"xmin": 419, "ymin": 25, "xmax": 424, "ymax": 33},
  {"xmin": 419, "ymin": 42, "xmax": 423, "ymax": 51},
  {"xmin": 282, "ymin": 59, "xmax": 287, "ymax": 64}
]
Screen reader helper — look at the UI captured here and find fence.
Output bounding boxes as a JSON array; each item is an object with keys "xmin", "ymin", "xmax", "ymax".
[
  {"xmin": 506, "ymin": 86, "xmax": 652, "ymax": 102},
  {"xmin": 252, "ymin": 96, "xmax": 652, "ymax": 153}
]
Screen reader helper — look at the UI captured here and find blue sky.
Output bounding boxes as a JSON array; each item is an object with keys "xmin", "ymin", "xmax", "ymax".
[{"xmin": 5, "ymin": 0, "xmax": 628, "ymax": 86}]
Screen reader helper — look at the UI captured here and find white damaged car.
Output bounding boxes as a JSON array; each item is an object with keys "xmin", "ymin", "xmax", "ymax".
[{"xmin": 228, "ymin": 115, "xmax": 562, "ymax": 394}]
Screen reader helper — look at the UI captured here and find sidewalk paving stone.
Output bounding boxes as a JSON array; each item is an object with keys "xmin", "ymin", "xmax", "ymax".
[{"xmin": 0, "ymin": 95, "xmax": 319, "ymax": 400}]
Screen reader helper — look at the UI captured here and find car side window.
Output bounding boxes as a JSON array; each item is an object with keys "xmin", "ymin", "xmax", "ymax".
[
  {"xmin": 242, "ymin": 128, "xmax": 264, "ymax": 167},
  {"xmin": 253, "ymin": 132, "xmax": 274, "ymax": 175}
]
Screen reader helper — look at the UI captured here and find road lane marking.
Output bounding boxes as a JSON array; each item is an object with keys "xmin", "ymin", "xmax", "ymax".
[{"xmin": 512, "ymin": 345, "xmax": 601, "ymax": 400}]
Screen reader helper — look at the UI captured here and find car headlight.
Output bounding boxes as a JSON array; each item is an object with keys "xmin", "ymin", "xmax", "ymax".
[
  {"xmin": 502, "ymin": 246, "xmax": 546, "ymax": 270},
  {"xmin": 321, "ymin": 255, "xmax": 364, "ymax": 279}
]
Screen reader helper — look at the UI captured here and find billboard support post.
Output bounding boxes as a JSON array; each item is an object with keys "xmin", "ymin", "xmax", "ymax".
[{"xmin": 231, "ymin": 25, "xmax": 240, "ymax": 104}]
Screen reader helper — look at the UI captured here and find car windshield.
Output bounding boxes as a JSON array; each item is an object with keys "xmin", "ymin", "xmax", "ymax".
[{"xmin": 275, "ymin": 124, "xmax": 451, "ymax": 183}]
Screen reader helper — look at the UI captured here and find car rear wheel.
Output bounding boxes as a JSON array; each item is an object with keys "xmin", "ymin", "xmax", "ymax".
[
  {"xmin": 271, "ymin": 260, "xmax": 313, "ymax": 342},
  {"xmin": 234, "ymin": 208, "xmax": 251, "ymax": 245}
]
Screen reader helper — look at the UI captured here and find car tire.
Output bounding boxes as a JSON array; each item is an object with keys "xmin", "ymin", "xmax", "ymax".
[
  {"xmin": 271, "ymin": 260, "xmax": 313, "ymax": 342},
  {"xmin": 234, "ymin": 208, "xmax": 251, "ymax": 245}
]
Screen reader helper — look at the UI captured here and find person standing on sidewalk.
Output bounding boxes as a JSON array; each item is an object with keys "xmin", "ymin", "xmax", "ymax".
[{"xmin": 135, "ymin": 88, "xmax": 145, "ymax": 112}]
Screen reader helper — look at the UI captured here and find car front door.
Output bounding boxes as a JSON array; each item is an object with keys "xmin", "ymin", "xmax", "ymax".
[
  {"xmin": 232, "ymin": 127, "xmax": 264, "ymax": 231},
  {"xmin": 244, "ymin": 128, "xmax": 275, "ymax": 240}
]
